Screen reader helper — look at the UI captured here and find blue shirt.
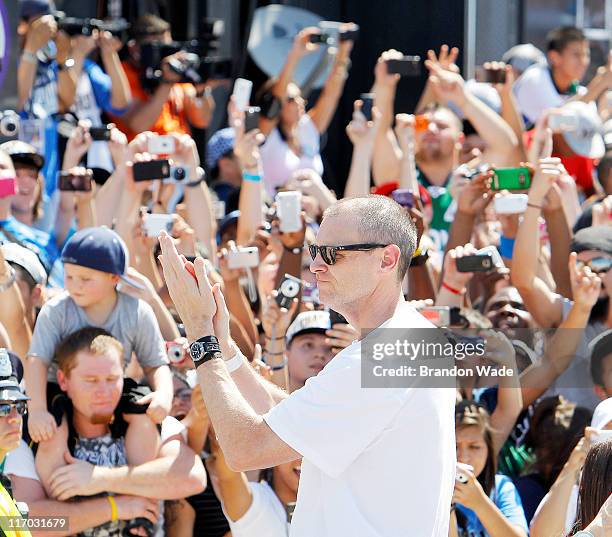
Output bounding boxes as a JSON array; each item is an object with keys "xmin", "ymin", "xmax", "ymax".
[
  {"xmin": 456, "ymin": 475, "xmax": 528, "ymax": 537},
  {"xmin": 0, "ymin": 216, "xmax": 63, "ymax": 287}
]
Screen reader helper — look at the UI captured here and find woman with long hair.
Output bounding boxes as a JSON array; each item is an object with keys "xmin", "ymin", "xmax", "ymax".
[{"xmin": 451, "ymin": 401, "xmax": 528, "ymax": 537}]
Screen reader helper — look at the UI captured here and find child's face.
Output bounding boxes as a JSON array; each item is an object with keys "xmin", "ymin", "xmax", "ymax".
[
  {"xmin": 550, "ymin": 40, "xmax": 590, "ymax": 82},
  {"xmin": 456, "ymin": 425, "xmax": 488, "ymax": 478},
  {"xmin": 64, "ymin": 263, "xmax": 119, "ymax": 307}
]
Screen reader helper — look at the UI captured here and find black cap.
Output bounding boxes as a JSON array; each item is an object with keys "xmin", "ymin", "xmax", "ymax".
[{"xmin": 0, "ymin": 140, "xmax": 45, "ymax": 170}]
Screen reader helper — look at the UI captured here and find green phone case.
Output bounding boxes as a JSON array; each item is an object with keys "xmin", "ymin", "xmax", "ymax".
[{"xmin": 491, "ymin": 167, "xmax": 531, "ymax": 191}]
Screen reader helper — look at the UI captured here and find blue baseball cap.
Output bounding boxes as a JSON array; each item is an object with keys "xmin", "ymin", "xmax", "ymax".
[
  {"xmin": 19, "ymin": 0, "xmax": 55, "ymax": 19},
  {"xmin": 206, "ymin": 128, "xmax": 235, "ymax": 171},
  {"xmin": 61, "ymin": 227, "xmax": 142, "ymax": 288}
]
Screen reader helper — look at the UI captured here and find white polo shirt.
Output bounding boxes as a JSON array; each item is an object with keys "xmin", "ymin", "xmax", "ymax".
[{"xmin": 263, "ymin": 302, "xmax": 456, "ymax": 537}]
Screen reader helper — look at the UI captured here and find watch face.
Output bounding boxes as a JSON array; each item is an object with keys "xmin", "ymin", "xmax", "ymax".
[{"xmin": 189, "ymin": 342, "xmax": 205, "ymax": 362}]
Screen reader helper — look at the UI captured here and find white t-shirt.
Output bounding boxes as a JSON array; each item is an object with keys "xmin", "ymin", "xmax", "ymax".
[
  {"xmin": 513, "ymin": 64, "xmax": 586, "ymax": 124},
  {"xmin": 226, "ymin": 481, "xmax": 288, "ymax": 537},
  {"xmin": 71, "ymin": 72, "xmax": 113, "ymax": 172},
  {"xmin": 4, "ymin": 441, "xmax": 39, "ymax": 481},
  {"xmin": 260, "ymin": 114, "xmax": 323, "ymax": 197},
  {"xmin": 263, "ymin": 302, "xmax": 456, "ymax": 537}
]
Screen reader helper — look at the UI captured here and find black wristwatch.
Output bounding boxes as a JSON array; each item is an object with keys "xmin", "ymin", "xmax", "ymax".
[{"xmin": 188, "ymin": 335, "xmax": 223, "ymax": 368}]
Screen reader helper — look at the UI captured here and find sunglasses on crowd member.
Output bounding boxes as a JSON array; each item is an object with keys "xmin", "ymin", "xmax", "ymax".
[
  {"xmin": 0, "ymin": 401, "xmax": 27, "ymax": 417},
  {"xmin": 576, "ymin": 257, "xmax": 612, "ymax": 274},
  {"xmin": 308, "ymin": 243, "xmax": 388, "ymax": 265}
]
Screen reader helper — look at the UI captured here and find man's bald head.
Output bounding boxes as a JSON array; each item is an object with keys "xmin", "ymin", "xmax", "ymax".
[{"xmin": 323, "ymin": 196, "xmax": 417, "ymax": 280}]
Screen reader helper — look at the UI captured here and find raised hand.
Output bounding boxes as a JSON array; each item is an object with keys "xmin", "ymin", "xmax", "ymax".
[
  {"xmin": 374, "ymin": 49, "xmax": 403, "ymax": 87},
  {"xmin": 346, "ymin": 99, "xmax": 379, "ymax": 147},
  {"xmin": 455, "ymin": 170, "xmax": 494, "ymax": 216},
  {"xmin": 529, "ymin": 157, "xmax": 562, "ymax": 205},
  {"xmin": 425, "ymin": 61, "xmax": 466, "ymax": 107},
  {"xmin": 158, "ymin": 232, "xmax": 216, "ymax": 341},
  {"xmin": 292, "ymin": 27, "xmax": 322, "ymax": 58},
  {"xmin": 25, "ymin": 15, "xmax": 57, "ymax": 53},
  {"xmin": 443, "ymin": 243, "xmax": 479, "ymax": 291},
  {"xmin": 426, "ymin": 44, "xmax": 460, "ymax": 74},
  {"xmin": 394, "ymin": 113, "xmax": 416, "ymax": 153},
  {"xmin": 592, "ymin": 195, "xmax": 612, "ymax": 227},
  {"xmin": 569, "ymin": 252, "xmax": 602, "ymax": 311}
]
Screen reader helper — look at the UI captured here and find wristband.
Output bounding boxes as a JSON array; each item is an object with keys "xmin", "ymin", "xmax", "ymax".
[
  {"xmin": 107, "ymin": 496, "xmax": 118, "ymax": 522},
  {"xmin": 265, "ymin": 335, "xmax": 285, "ymax": 340},
  {"xmin": 224, "ymin": 350, "xmax": 246, "ymax": 373},
  {"xmin": 499, "ymin": 236, "xmax": 515, "ymax": 260},
  {"xmin": 527, "ymin": 202, "xmax": 542, "ymax": 210},
  {"xmin": 442, "ymin": 281, "xmax": 465, "ymax": 295},
  {"xmin": 242, "ymin": 172, "xmax": 261, "ymax": 182}
]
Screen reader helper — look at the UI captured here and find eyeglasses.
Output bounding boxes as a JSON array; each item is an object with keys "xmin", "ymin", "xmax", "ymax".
[
  {"xmin": 0, "ymin": 401, "xmax": 27, "ymax": 417},
  {"xmin": 576, "ymin": 257, "xmax": 612, "ymax": 274},
  {"xmin": 308, "ymin": 243, "xmax": 388, "ymax": 265}
]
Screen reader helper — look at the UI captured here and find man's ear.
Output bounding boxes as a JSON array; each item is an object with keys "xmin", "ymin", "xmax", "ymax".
[
  {"xmin": 110, "ymin": 275, "xmax": 120, "ymax": 286},
  {"xmin": 57, "ymin": 369, "xmax": 68, "ymax": 392},
  {"xmin": 31, "ymin": 284, "xmax": 44, "ymax": 308},
  {"xmin": 380, "ymin": 245, "xmax": 401, "ymax": 274},
  {"xmin": 547, "ymin": 50, "xmax": 560, "ymax": 68}
]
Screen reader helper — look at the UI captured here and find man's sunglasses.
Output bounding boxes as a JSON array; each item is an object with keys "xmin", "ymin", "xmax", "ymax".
[
  {"xmin": 0, "ymin": 401, "xmax": 27, "ymax": 417},
  {"xmin": 576, "ymin": 257, "xmax": 612, "ymax": 274},
  {"xmin": 308, "ymin": 243, "xmax": 388, "ymax": 265}
]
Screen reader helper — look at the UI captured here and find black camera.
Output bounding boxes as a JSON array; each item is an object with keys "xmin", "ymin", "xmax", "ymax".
[
  {"xmin": 55, "ymin": 12, "xmax": 130, "ymax": 38},
  {"xmin": 276, "ymin": 274, "xmax": 302, "ymax": 310},
  {"xmin": 0, "ymin": 111, "xmax": 19, "ymax": 140},
  {"xmin": 140, "ymin": 41, "xmax": 232, "ymax": 90}
]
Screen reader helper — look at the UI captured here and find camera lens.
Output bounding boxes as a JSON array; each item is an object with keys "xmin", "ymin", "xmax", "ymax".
[{"xmin": 173, "ymin": 167, "xmax": 186, "ymax": 181}]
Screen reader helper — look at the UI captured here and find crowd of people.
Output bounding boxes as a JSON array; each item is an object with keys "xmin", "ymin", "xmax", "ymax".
[{"xmin": 0, "ymin": 0, "xmax": 611, "ymax": 535}]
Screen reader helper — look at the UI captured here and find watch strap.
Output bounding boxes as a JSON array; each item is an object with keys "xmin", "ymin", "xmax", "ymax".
[{"xmin": 189, "ymin": 335, "xmax": 223, "ymax": 369}]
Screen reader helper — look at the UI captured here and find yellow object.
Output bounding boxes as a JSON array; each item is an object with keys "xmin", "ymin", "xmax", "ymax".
[
  {"xmin": 107, "ymin": 495, "xmax": 118, "ymax": 522},
  {"xmin": 0, "ymin": 482, "xmax": 32, "ymax": 537}
]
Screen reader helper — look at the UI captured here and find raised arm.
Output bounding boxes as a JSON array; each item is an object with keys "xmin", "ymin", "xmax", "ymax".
[
  {"xmin": 371, "ymin": 50, "xmax": 403, "ymax": 185},
  {"xmin": 344, "ymin": 100, "xmax": 378, "ymax": 198},
  {"xmin": 511, "ymin": 158, "xmax": 565, "ymax": 327},
  {"xmin": 493, "ymin": 64, "xmax": 527, "ymax": 163},
  {"xmin": 18, "ymin": 16, "xmax": 57, "ymax": 111},
  {"xmin": 259, "ymin": 27, "xmax": 321, "ymax": 137},
  {"xmin": 0, "ymin": 247, "xmax": 31, "ymax": 358},
  {"xmin": 425, "ymin": 62, "xmax": 519, "ymax": 166},
  {"xmin": 98, "ymin": 31, "xmax": 132, "ymax": 111},
  {"xmin": 519, "ymin": 254, "xmax": 601, "ymax": 408},
  {"xmin": 415, "ymin": 45, "xmax": 460, "ymax": 114},
  {"xmin": 308, "ymin": 23, "xmax": 356, "ymax": 134}
]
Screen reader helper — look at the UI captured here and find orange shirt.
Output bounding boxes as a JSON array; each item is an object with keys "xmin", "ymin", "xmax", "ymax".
[{"xmin": 113, "ymin": 61, "xmax": 192, "ymax": 140}]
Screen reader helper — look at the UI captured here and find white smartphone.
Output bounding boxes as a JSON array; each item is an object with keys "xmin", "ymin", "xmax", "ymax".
[
  {"xmin": 455, "ymin": 462, "xmax": 473, "ymax": 484},
  {"xmin": 477, "ymin": 245, "xmax": 504, "ymax": 268},
  {"xmin": 591, "ymin": 429, "xmax": 612, "ymax": 445},
  {"xmin": 227, "ymin": 246, "xmax": 259, "ymax": 270},
  {"xmin": 232, "ymin": 78, "xmax": 253, "ymax": 112},
  {"xmin": 148, "ymin": 136, "xmax": 176, "ymax": 155},
  {"xmin": 276, "ymin": 191, "xmax": 302, "ymax": 233},
  {"xmin": 494, "ymin": 193, "xmax": 529, "ymax": 215},
  {"xmin": 143, "ymin": 213, "xmax": 174, "ymax": 237},
  {"xmin": 548, "ymin": 113, "xmax": 579, "ymax": 132}
]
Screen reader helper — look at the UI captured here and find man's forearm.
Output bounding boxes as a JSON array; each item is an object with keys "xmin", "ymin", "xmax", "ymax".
[
  {"xmin": 344, "ymin": 148, "xmax": 372, "ymax": 198},
  {"xmin": 17, "ymin": 57, "xmax": 38, "ymax": 111},
  {"xmin": 95, "ymin": 166, "xmax": 125, "ymax": 228},
  {"xmin": 0, "ymin": 282, "xmax": 32, "ymax": 358},
  {"xmin": 76, "ymin": 199, "xmax": 96, "ymax": 230},
  {"xmin": 27, "ymin": 497, "xmax": 111, "ymax": 537},
  {"xmin": 445, "ymin": 210, "xmax": 476, "ymax": 254},
  {"xmin": 98, "ymin": 443, "xmax": 205, "ymax": 499},
  {"xmin": 543, "ymin": 207, "xmax": 572, "ymax": 298},
  {"xmin": 460, "ymin": 94, "xmax": 518, "ymax": 161},
  {"xmin": 101, "ymin": 51, "xmax": 131, "ymax": 110},
  {"xmin": 123, "ymin": 84, "xmax": 172, "ymax": 133}
]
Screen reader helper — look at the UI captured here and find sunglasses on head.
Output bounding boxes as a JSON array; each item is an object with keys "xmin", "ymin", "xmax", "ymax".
[
  {"xmin": 308, "ymin": 243, "xmax": 388, "ymax": 265},
  {"xmin": 0, "ymin": 401, "xmax": 27, "ymax": 417},
  {"xmin": 576, "ymin": 257, "xmax": 612, "ymax": 274}
]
